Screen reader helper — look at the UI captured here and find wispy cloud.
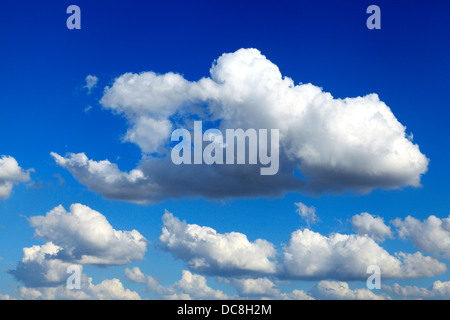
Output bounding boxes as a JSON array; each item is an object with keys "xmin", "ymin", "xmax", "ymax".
[{"xmin": 84, "ymin": 75, "xmax": 98, "ymax": 94}]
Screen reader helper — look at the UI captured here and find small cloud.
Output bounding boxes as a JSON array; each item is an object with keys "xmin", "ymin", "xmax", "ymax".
[
  {"xmin": 84, "ymin": 75, "xmax": 98, "ymax": 94},
  {"xmin": 28, "ymin": 181, "xmax": 44, "ymax": 190},
  {"xmin": 295, "ymin": 202, "xmax": 319, "ymax": 227},
  {"xmin": 84, "ymin": 105, "xmax": 93, "ymax": 113},
  {"xmin": 52, "ymin": 173, "xmax": 65, "ymax": 186}
]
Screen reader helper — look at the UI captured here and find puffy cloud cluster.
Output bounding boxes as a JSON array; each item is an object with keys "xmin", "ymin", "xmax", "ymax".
[
  {"xmin": 392, "ymin": 215, "xmax": 450, "ymax": 259},
  {"xmin": 9, "ymin": 204, "xmax": 147, "ymax": 288},
  {"xmin": 0, "ymin": 156, "xmax": 30, "ymax": 199},
  {"xmin": 7, "ymin": 204, "xmax": 449, "ymax": 300},
  {"xmin": 159, "ymin": 211, "xmax": 277, "ymax": 276},
  {"xmin": 160, "ymin": 210, "xmax": 446, "ymax": 281},
  {"xmin": 53, "ymin": 48, "xmax": 428, "ymax": 203}
]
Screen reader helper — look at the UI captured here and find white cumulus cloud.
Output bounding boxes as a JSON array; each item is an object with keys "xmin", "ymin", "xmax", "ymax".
[{"xmin": 53, "ymin": 48, "xmax": 428, "ymax": 203}]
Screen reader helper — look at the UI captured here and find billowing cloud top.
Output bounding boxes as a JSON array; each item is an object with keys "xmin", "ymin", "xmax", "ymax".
[{"xmin": 53, "ymin": 48, "xmax": 428, "ymax": 203}]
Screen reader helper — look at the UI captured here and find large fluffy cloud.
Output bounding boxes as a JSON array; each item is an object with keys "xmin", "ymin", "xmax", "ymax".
[
  {"xmin": 392, "ymin": 215, "xmax": 450, "ymax": 259},
  {"xmin": 53, "ymin": 48, "xmax": 428, "ymax": 203},
  {"xmin": 0, "ymin": 156, "xmax": 30, "ymax": 199},
  {"xmin": 159, "ymin": 211, "xmax": 277, "ymax": 276}
]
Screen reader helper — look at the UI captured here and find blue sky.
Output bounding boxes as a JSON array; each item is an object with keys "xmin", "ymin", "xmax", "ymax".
[{"xmin": 0, "ymin": 0, "xmax": 449, "ymax": 299}]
